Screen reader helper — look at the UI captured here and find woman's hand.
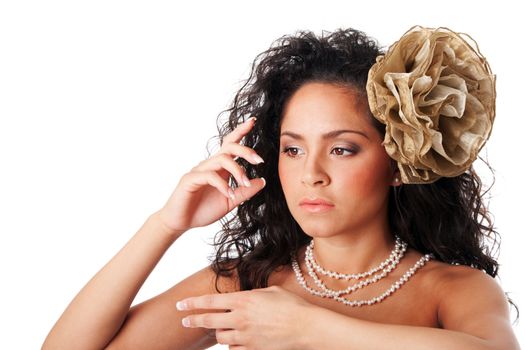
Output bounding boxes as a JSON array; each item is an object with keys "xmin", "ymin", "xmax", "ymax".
[
  {"xmin": 156, "ymin": 116, "xmax": 265, "ymax": 235},
  {"xmin": 176, "ymin": 286, "xmax": 314, "ymax": 350}
]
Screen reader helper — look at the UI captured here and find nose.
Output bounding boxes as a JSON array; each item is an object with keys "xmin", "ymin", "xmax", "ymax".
[{"xmin": 301, "ymin": 154, "xmax": 330, "ymax": 187}]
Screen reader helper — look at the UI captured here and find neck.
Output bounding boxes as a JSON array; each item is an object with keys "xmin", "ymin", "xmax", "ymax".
[{"xmin": 307, "ymin": 223, "xmax": 396, "ymax": 275}]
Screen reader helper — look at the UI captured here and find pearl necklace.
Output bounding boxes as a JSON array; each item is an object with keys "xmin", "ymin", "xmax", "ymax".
[
  {"xmin": 290, "ymin": 236, "xmax": 434, "ymax": 307},
  {"xmin": 306, "ymin": 235, "xmax": 406, "ymax": 280},
  {"xmin": 305, "ymin": 238, "xmax": 408, "ymax": 297}
]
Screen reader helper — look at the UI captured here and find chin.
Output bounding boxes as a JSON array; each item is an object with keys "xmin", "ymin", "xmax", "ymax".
[{"xmin": 297, "ymin": 222, "xmax": 340, "ymax": 238}]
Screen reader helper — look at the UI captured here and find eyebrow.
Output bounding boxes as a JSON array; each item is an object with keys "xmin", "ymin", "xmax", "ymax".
[{"xmin": 280, "ymin": 129, "xmax": 370, "ymax": 140}]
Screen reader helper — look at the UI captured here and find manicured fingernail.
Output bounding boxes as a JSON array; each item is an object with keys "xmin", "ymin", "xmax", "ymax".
[
  {"xmin": 243, "ymin": 175, "xmax": 251, "ymax": 187},
  {"xmin": 176, "ymin": 301, "xmax": 187, "ymax": 310},
  {"xmin": 245, "ymin": 116, "xmax": 256, "ymax": 123},
  {"xmin": 228, "ymin": 189, "xmax": 235, "ymax": 201},
  {"xmin": 261, "ymin": 177, "xmax": 266, "ymax": 187},
  {"xmin": 182, "ymin": 317, "xmax": 190, "ymax": 327},
  {"xmin": 252, "ymin": 154, "xmax": 264, "ymax": 164}
]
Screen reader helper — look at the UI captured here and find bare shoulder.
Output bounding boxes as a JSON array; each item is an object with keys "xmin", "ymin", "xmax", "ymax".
[
  {"xmin": 422, "ymin": 260, "xmax": 496, "ymax": 290},
  {"xmin": 106, "ymin": 263, "xmax": 239, "ymax": 350},
  {"xmin": 423, "ymin": 260, "xmax": 519, "ymax": 348},
  {"xmin": 423, "ymin": 260, "xmax": 508, "ymax": 318}
]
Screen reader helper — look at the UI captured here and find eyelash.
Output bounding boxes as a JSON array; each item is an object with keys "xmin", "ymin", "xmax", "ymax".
[{"xmin": 281, "ymin": 146, "xmax": 357, "ymax": 158}]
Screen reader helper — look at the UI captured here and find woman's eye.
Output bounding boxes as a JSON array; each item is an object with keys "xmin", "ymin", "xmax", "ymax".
[
  {"xmin": 281, "ymin": 147, "xmax": 302, "ymax": 157},
  {"xmin": 331, "ymin": 147, "xmax": 355, "ymax": 156}
]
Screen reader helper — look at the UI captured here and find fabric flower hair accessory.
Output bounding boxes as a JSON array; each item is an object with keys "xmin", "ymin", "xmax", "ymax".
[{"xmin": 366, "ymin": 26, "xmax": 496, "ymax": 184}]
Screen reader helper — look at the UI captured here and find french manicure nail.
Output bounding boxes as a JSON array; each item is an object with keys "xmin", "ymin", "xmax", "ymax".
[
  {"xmin": 245, "ymin": 116, "xmax": 256, "ymax": 123},
  {"xmin": 182, "ymin": 317, "xmax": 190, "ymax": 327},
  {"xmin": 252, "ymin": 154, "xmax": 264, "ymax": 164},
  {"xmin": 228, "ymin": 189, "xmax": 235, "ymax": 201},
  {"xmin": 176, "ymin": 301, "xmax": 187, "ymax": 310},
  {"xmin": 243, "ymin": 175, "xmax": 251, "ymax": 187}
]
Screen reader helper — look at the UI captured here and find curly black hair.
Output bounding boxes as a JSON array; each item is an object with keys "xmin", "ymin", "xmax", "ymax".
[{"xmin": 205, "ymin": 27, "xmax": 518, "ymax": 321}]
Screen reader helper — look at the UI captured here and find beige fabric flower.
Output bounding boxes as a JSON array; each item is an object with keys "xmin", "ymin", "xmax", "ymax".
[{"xmin": 366, "ymin": 26, "xmax": 496, "ymax": 184}]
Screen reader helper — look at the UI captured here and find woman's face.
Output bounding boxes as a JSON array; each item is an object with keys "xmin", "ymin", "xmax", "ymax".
[{"xmin": 278, "ymin": 82, "xmax": 397, "ymax": 238}]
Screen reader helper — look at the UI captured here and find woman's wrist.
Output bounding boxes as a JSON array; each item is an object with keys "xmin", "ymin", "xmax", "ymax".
[
  {"xmin": 148, "ymin": 210, "xmax": 187, "ymax": 242},
  {"xmin": 294, "ymin": 303, "xmax": 325, "ymax": 350}
]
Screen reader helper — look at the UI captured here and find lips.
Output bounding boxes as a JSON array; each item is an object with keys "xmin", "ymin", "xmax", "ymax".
[
  {"xmin": 299, "ymin": 198, "xmax": 334, "ymax": 206},
  {"xmin": 299, "ymin": 197, "xmax": 335, "ymax": 213}
]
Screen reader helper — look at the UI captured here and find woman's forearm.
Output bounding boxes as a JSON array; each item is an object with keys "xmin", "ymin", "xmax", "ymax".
[
  {"xmin": 301, "ymin": 306, "xmax": 498, "ymax": 350},
  {"xmin": 42, "ymin": 211, "xmax": 184, "ymax": 350}
]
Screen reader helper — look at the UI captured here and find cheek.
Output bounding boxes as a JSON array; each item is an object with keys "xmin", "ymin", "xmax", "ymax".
[
  {"xmin": 278, "ymin": 158, "xmax": 299, "ymax": 204},
  {"xmin": 338, "ymin": 154, "xmax": 392, "ymax": 194},
  {"xmin": 278, "ymin": 160, "xmax": 291, "ymax": 190}
]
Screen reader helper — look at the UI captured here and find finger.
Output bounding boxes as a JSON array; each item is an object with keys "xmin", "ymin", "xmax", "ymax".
[
  {"xmin": 177, "ymin": 291, "xmax": 247, "ymax": 311},
  {"xmin": 182, "ymin": 312, "xmax": 237, "ymax": 330},
  {"xmin": 218, "ymin": 142, "xmax": 264, "ymax": 165},
  {"xmin": 222, "ymin": 116, "xmax": 256, "ymax": 145},
  {"xmin": 182, "ymin": 170, "xmax": 235, "ymax": 201},
  {"xmin": 194, "ymin": 153, "xmax": 253, "ymax": 188},
  {"xmin": 216, "ymin": 329, "xmax": 245, "ymax": 347},
  {"xmin": 230, "ymin": 177, "xmax": 266, "ymax": 203}
]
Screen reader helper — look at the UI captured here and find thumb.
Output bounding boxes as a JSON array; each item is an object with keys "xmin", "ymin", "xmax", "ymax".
[{"xmin": 232, "ymin": 177, "xmax": 266, "ymax": 204}]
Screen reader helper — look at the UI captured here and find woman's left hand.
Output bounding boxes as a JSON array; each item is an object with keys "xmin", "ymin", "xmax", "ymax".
[{"xmin": 176, "ymin": 285, "xmax": 315, "ymax": 350}]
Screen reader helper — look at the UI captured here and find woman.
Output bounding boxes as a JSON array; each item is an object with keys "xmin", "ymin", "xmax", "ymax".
[{"xmin": 43, "ymin": 27, "xmax": 520, "ymax": 349}]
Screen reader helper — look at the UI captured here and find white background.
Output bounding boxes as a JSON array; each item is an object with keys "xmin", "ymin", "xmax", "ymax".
[{"xmin": 1, "ymin": 1, "xmax": 523, "ymax": 348}]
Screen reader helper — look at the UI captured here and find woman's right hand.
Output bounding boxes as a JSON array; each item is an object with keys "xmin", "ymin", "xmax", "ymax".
[{"xmin": 156, "ymin": 116, "xmax": 266, "ymax": 236}]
